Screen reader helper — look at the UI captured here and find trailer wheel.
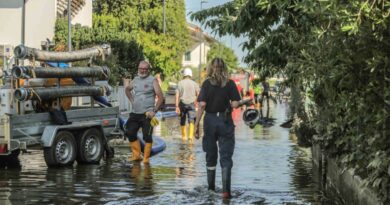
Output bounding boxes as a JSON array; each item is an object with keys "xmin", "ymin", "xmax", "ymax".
[
  {"xmin": 77, "ymin": 128, "xmax": 104, "ymax": 164},
  {"xmin": 44, "ymin": 131, "xmax": 77, "ymax": 167}
]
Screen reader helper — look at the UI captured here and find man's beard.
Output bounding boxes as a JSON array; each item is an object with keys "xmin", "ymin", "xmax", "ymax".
[{"xmin": 138, "ymin": 72, "xmax": 149, "ymax": 78}]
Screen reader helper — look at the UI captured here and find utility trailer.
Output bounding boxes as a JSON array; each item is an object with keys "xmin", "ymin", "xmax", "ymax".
[
  {"xmin": 0, "ymin": 44, "xmax": 122, "ymax": 167},
  {"xmin": 0, "ymin": 106, "xmax": 120, "ymax": 166}
]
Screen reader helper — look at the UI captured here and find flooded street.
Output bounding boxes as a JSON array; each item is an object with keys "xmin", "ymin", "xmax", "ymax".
[{"xmin": 0, "ymin": 102, "xmax": 329, "ymax": 205}]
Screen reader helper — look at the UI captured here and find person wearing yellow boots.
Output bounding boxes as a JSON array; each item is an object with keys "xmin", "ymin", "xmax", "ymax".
[
  {"xmin": 175, "ymin": 68, "xmax": 200, "ymax": 140},
  {"xmin": 125, "ymin": 61, "xmax": 164, "ymax": 163}
]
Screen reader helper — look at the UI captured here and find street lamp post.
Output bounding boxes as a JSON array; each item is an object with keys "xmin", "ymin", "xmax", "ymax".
[
  {"xmin": 198, "ymin": 0, "xmax": 207, "ymax": 84},
  {"xmin": 21, "ymin": 0, "xmax": 26, "ymax": 46},
  {"xmin": 67, "ymin": 0, "xmax": 72, "ymax": 53},
  {"xmin": 163, "ymin": 0, "xmax": 166, "ymax": 34},
  {"xmin": 67, "ymin": 0, "xmax": 76, "ymax": 106}
]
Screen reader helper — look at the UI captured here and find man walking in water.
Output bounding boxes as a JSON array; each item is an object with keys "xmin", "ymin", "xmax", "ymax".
[
  {"xmin": 125, "ymin": 61, "xmax": 164, "ymax": 163},
  {"xmin": 175, "ymin": 68, "xmax": 200, "ymax": 140}
]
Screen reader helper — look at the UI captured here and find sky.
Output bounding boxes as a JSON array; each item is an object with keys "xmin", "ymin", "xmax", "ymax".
[{"xmin": 185, "ymin": 0, "xmax": 248, "ymax": 67}]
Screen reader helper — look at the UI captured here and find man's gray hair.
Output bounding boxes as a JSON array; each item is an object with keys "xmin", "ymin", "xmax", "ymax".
[{"xmin": 139, "ymin": 60, "xmax": 151, "ymax": 69}]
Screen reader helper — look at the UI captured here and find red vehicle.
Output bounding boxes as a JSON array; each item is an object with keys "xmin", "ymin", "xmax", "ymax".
[{"xmin": 231, "ymin": 70, "xmax": 254, "ymax": 98}]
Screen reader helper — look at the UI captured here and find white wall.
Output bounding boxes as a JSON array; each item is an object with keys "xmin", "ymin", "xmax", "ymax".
[
  {"xmin": 25, "ymin": 0, "xmax": 56, "ymax": 49},
  {"xmin": 0, "ymin": 0, "xmax": 92, "ymax": 50},
  {"xmin": 0, "ymin": 1, "xmax": 24, "ymax": 48},
  {"xmin": 0, "ymin": 0, "xmax": 56, "ymax": 49},
  {"xmin": 72, "ymin": 0, "xmax": 92, "ymax": 27}
]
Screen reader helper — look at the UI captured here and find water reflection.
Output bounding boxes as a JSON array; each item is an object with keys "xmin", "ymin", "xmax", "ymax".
[
  {"xmin": 129, "ymin": 163, "xmax": 154, "ymax": 196},
  {"xmin": 0, "ymin": 102, "xmax": 331, "ymax": 205},
  {"xmin": 175, "ymin": 142, "xmax": 196, "ymax": 178}
]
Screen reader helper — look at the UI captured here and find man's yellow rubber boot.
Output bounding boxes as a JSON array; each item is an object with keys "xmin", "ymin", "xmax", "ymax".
[
  {"xmin": 181, "ymin": 126, "xmax": 187, "ymax": 140},
  {"xmin": 143, "ymin": 143, "xmax": 153, "ymax": 164},
  {"xmin": 129, "ymin": 140, "xmax": 142, "ymax": 161},
  {"xmin": 188, "ymin": 123, "xmax": 194, "ymax": 139}
]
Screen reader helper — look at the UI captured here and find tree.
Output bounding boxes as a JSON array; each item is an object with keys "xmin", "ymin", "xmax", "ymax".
[
  {"xmin": 191, "ymin": 0, "xmax": 390, "ymax": 202},
  {"xmin": 92, "ymin": 0, "xmax": 190, "ymax": 78},
  {"xmin": 207, "ymin": 42, "xmax": 238, "ymax": 71},
  {"xmin": 55, "ymin": 0, "xmax": 190, "ymax": 86}
]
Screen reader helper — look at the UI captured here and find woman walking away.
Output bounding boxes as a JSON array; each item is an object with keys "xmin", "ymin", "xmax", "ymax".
[{"xmin": 194, "ymin": 58, "xmax": 243, "ymax": 199}]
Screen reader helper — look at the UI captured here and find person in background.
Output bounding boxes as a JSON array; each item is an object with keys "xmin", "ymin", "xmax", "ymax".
[
  {"xmin": 0, "ymin": 68, "xmax": 3, "ymax": 86},
  {"xmin": 195, "ymin": 58, "xmax": 245, "ymax": 199},
  {"xmin": 261, "ymin": 79, "xmax": 270, "ymax": 108},
  {"xmin": 155, "ymin": 73, "xmax": 163, "ymax": 87},
  {"xmin": 154, "ymin": 72, "xmax": 166, "ymax": 108},
  {"xmin": 125, "ymin": 61, "xmax": 164, "ymax": 164},
  {"xmin": 249, "ymin": 87, "xmax": 255, "ymax": 101},
  {"xmin": 175, "ymin": 68, "xmax": 200, "ymax": 140},
  {"xmin": 252, "ymin": 81, "xmax": 262, "ymax": 109}
]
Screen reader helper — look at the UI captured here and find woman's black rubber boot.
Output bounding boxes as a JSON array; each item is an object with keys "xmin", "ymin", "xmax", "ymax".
[
  {"xmin": 207, "ymin": 169, "xmax": 216, "ymax": 191},
  {"xmin": 222, "ymin": 168, "xmax": 231, "ymax": 198}
]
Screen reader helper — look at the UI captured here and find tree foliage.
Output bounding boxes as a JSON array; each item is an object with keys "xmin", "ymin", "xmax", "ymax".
[
  {"xmin": 192, "ymin": 0, "xmax": 390, "ymax": 202},
  {"xmin": 55, "ymin": 0, "xmax": 190, "ymax": 86},
  {"xmin": 207, "ymin": 42, "xmax": 238, "ymax": 71}
]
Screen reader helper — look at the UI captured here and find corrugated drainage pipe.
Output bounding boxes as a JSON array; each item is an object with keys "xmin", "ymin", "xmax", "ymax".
[
  {"xmin": 14, "ymin": 44, "xmax": 111, "ymax": 62},
  {"xmin": 12, "ymin": 66, "xmax": 110, "ymax": 80},
  {"xmin": 14, "ymin": 85, "xmax": 111, "ymax": 101}
]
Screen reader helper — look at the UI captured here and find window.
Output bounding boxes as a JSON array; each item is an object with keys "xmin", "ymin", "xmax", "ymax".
[{"xmin": 184, "ymin": 51, "xmax": 191, "ymax": 61}]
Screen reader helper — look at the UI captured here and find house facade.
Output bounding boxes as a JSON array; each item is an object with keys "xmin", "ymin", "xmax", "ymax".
[
  {"xmin": 0, "ymin": 0, "xmax": 92, "ymax": 51},
  {"xmin": 182, "ymin": 23, "xmax": 215, "ymax": 70}
]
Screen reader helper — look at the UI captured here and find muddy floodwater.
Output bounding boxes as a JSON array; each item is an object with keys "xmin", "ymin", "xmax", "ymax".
[{"xmin": 0, "ymin": 102, "xmax": 334, "ymax": 205}]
